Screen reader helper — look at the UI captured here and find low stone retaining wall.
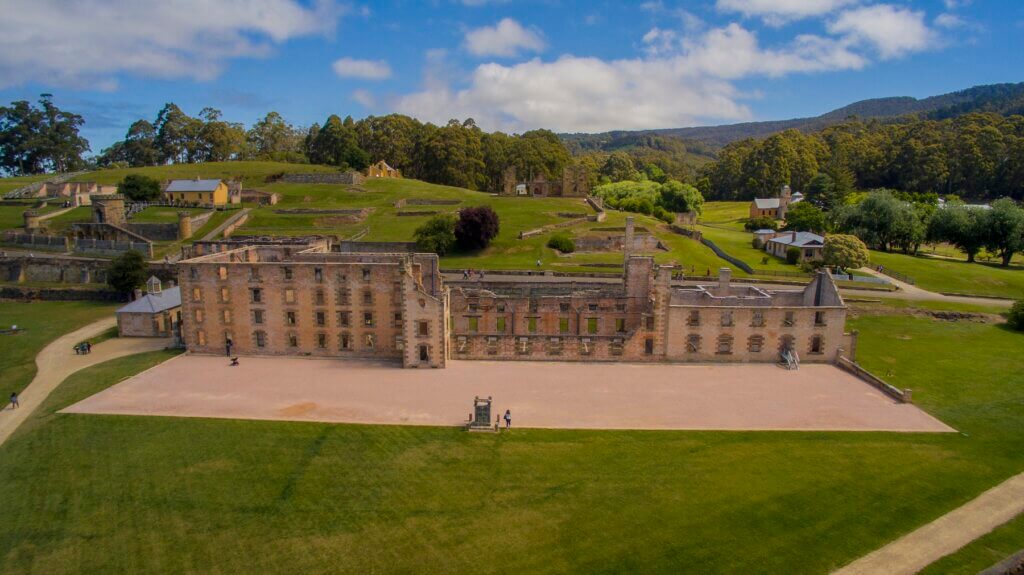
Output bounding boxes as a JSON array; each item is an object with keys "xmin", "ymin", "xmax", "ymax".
[
  {"xmin": 396, "ymin": 210, "xmax": 444, "ymax": 217},
  {"xmin": 334, "ymin": 240, "xmax": 418, "ymax": 253},
  {"xmin": 273, "ymin": 208, "xmax": 371, "ymax": 215},
  {"xmin": 669, "ymin": 224, "xmax": 703, "ymax": 242},
  {"xmin": 73, "ymin": 237, "xmax": 154, "ymax": 258},
  {"xmin": 277, "ymin": 172, "xmax": 364, "ymax": 185},
  {"xmin": 2, "ymin": 232, "xmax": 70, "ymax": 251},
  {"xmin": 394, "ymin": 198, "xmax": 462, "ymax": 208},
  {"xmin": 836, "ymin": 356, "xmax": 912, "ymax": 403},
  {"xmin": 519, "ymin": 216, "xmax": 590, "ymax": 239},
  {"xmin": 0, "ymin": 285, "xmax": 121, "ymax": 302}
]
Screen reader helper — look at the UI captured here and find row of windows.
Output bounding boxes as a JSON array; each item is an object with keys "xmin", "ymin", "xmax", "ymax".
[
  {"xmin": 686, "ymin": 310, "xmax": 827, "ymax": 328},
  {"xmin": 198, "ymin": 265, "xmax": 379, "ymax": 283},
  {"xmin": 465, "ymin": 301, "xmax": 629, "ymax": 313},
  {"xmin": 461, "ymin": 315, "xmax": 632, "ymax": 334},
  {"xmin": 194, "ymin": 308, "xmax": 432, "ymax": 334},
  {"xmin": 685, "ymin": 334, "xmax": 825, "ymax": 355},
  {"xmin": 191, "ymin": 286, "xmax": 406, "ymax": 307}
]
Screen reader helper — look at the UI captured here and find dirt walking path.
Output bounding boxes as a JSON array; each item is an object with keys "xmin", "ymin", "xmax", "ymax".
[
  {"xmin": 834, "ymin": 472, "xmax": 1024, "ymax": 574},
  {"xmin": 0, "ymin": 317, "xmax": 169, "ymax": 447},
  {"xmin": 857, "ymin": 267, "xmax": 1014, "ymax": 307}
]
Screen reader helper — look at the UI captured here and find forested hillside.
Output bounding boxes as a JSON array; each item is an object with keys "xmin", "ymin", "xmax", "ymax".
[{"xmin": 702, "ymin": 114, "xmax": 1024, "ymax": 201}]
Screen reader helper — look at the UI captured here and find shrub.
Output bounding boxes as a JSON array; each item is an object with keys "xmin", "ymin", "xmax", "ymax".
[
  {"xmin": 107, "ymin": 250, "xmax": 149, "ymax": 296},
  {"xmin": 547, "ymin": 234, "xmax": 575, "ymax": 253},
  {"xmin": 118, "ymin": 174, "xmax": 162, "ymax": 202},
  {"xmin": 785, "ymin": 246, "xmax": 801, "ymax": 265},
  {"xmin": 823, "ymin": 234, "xmax": 869, "ymax": 271},
  {"xmin": 1008, "ymin": 300, "xmax": 1024, "ymax": 331},
  {"xmin": 414, "ymin": 213, "xmax": 457, "ymax": 255},
  {"xmin": 745, "ymin": 216, "xmax": 778, "ymax": 231},
  {"xmin": 455, "ymin": 206, "xmax": 500, "ymax": 251}
]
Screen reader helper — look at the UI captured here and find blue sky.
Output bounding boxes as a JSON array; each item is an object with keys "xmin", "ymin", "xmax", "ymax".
[{"xmin": 0, "ymin": 0, "xmax": 1020, "ymax": 153}]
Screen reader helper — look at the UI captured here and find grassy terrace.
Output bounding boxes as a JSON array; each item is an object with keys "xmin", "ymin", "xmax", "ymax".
[
  {"xmin": 0, "ymin": 174, "xmax": 51, "ymax": 196},
  {"xmin": 869, "ymin": 250, "xmax": 1024, "ymax": 299},
  {"xmin": 0, "ymin": 300, "xmax": 1022, "ymax": 573},
  {"xmin": 75, "ymin": 161, "xmax": 343, "ymax": 187},
  {"xmin": 0, "ymin": 301, "xmax": 118, "ymax": 394},
  {"xmin": 237, "ymin": 177, "xmax": 731, "ymax": 274},
  {"xmin": 130, "ymin": 206, "xmax": 209, "ymax": 224}
]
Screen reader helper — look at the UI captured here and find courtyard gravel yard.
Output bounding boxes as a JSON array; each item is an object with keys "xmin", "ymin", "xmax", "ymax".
[{"xmin": 64, "ymin": 354, "xmax": 952, "ymax": 432}]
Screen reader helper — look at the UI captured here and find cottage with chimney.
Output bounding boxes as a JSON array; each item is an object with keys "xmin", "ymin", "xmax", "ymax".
[
  {"xmin": 750, "ymin": 185, "xmax": 804, "ymax": 220},
  {"xmin": 116, "ymin": 276, "xmax": 182, "ymax": 337}
]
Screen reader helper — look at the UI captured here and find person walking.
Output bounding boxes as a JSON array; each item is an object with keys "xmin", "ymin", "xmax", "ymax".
[
  {"xmin": 503, "ymin": 409, "xmax": 511, "ymax": 429},
  {"xmin": 9, "ymin": 392, "xmax": 19, "ymax": 409},
  {"xmin": 225, "ymin": 338, "xmax": 233, "ymax": 356}
]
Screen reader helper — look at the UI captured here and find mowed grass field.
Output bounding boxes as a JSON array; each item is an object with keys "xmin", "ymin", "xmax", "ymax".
[
  {"xmin": 0, "ymin": 301, "xmax": 118, "ymax": 394},
  {"xmin": 0, "ymin": 301, "xmax": 1022, "ymax": 573},
  {"xmin": 237, "ymin": 177, "xmax": 730, "ymax": 274},
  {"xmin": 869, "ymin": 250, "xmax": 1024, "ymax": 299}
]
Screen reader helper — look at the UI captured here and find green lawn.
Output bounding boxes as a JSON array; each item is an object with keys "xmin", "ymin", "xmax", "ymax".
[
  {"xmin": 869, "ymin": 250, "xmax": 1024, "ymax": 298},
  {"xmin": 75, "ymin": 161, "xmax": 344, "ymax": 187},
  {"xmin": 921, "ymin": 512, "xmax": 1024, "ymax": 574},
  {"xmin": 42, "ymin": 206, "xmax": 92, "ymax": 233},
  {"xmin": 0, "ymin": 303, "xmax": 1022, "ymax": 573},
  {"xmin": 0, "ymin": 174, "xmax": 51, "ymax": 196},
  {"xmin": 0, "ymin": 301, "xmax": 118, "ymax": 394},
  {"xmin": 131, "ymin": 206, "xmax": 209, "ymax": 224},
  {"xmin": 699, "ymin": 201, "xmax": 749, "ymax": 228},
  {"xmin": 237, "ymin": 178, "xmax": 734, "ymax": 274}
]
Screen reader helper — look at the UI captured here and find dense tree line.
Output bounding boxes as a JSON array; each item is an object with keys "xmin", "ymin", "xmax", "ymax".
[
  {"xmin": 781, "ymin": 188, "xmax": 1024, "ymax": 266},
  {"xmin": 704, "ymin": 114, "xmax": 1024, "ymax": 202},
  {"xmin": 0, "ymin": 95, "xmax": 90, "ymax": 175},
  {"xmin": 96, "ymin": 105, "xmax": 578, "ymax": 192}
]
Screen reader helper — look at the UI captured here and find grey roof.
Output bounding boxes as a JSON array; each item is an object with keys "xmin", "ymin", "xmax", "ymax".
[
  {"xmin": 767, "ymin": 231, "xmax": 825, "ymax": 248},
  {"xmin": 753, "ymin": 198, "xmax": 780, "ymax": 209},
  {"xmin": 117, "ymin": 286, "xmax": 181, "ymax": 314},
  {"xmin": 166, "ymin": 179, "xmax": 223, "ymax": 192},
  {"xmin": 753, "ymin": 228, "xmax": 776, "ymax": 234}
]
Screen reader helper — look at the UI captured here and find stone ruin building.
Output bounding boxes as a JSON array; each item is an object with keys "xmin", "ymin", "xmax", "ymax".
[
  {"xmin": 176, "ymin": 240, "xmax": 853, "ymax": 368},
  {"xmin": 448, "ymin": 260, "xmax": 851, "ymax": 364},
  {"xmin": 500, "ymin": 165, "xmax": 590, "ymax": 197},
  {"xmin": 177, "ymin": 244, "xmax": 449, "ymax": 369}
]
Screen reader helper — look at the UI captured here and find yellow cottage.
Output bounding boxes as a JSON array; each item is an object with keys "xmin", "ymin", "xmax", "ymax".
[{"xmin": 164, "ymin": 179, "xmax": 229, "ymax": 205}]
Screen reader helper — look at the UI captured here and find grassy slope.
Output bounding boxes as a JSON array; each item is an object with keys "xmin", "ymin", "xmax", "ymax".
[
  {"xmin": 0, "ymin": 304, "xmax": 1022, "ymax": 573},
  {"xmin": 0, "ymin": 174, "xmax": 51, "ymax": 196},
  {"xmin": 869, "ymin": 250, "xmax": 1024, "ymax": 298},
  {"xmin": 0, "ymin": 301, "xmax": 118, "ymax": 394},
  {"xmin": 240, "ymin": 177, "xmax": 729, "ymax": 274},
  {"xmin": 74, "ymin": 161, "xmax": 343, "ymax": 187},
  {"xmin": 130, "ymin": 206, "xmax": 208, "ymax": 224}
]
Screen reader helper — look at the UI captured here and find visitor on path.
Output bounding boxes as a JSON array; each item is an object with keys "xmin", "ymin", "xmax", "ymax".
[
  {"xmin": 478, "ymin": 270, "xmax": 485, "ymax": 280},
  {"xmin": 85, "ymin": 341, "xmax": 91, "ymax": 354},
  {"xmin": 536, "ymin": 259, "xmax": 542, "ymax": 267},
  {"xmin": 230, "ymin": 357, "xmax": 239, "ymax": 367},
  {"xmin": 225, "ymin": 338, "xmax": 233, "ymax": 356},
  {"xmin": 504, "ymin": 409, "xmax": 511, "ymax": 429},
  {"xmin": 462, "ymin": 269, "xmax": 470, "ymax": 279},
  {"xmin": 9, "ymin": 392, "xmax": 19, "ymax": 409}
]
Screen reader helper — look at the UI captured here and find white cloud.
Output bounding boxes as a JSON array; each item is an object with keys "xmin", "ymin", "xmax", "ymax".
[
  {"xmin": 398, "ymin": 23, "xmax": 870, "ymax": 133},
  {"xmin": 717, "ymin": 0, "xmax": 859, "ymax": 25},
  {"xmin": 464, "ymin": 18, "xmax": 545, "ymax": 58},
  {"xmin": 935, "ymin": 13, "xmax": 965, "ymax": 29},
  {"xmin": 332, "ymin": 57, "xmax": 392, "ymax": 80},
  {"xmin": 351, "ymin": 89, "xmax": 376, "ymax": 107},
  {"xmin": 0, "ymin": 0, "xmax": 343, "ymax": 90},
  {"xmin": 828, "ymin": 4, "xmax": 936, "ymax": 59},
  {"xmin": 944, "ymin": 0, "xmax": 972, "ymax": 9}
]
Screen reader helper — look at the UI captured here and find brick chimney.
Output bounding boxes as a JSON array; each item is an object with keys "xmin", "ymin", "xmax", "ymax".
[
  {"xmin": 133, "ymin": 288, "xmax": 143, "ymax": 300},
  {"xmin": 718, "ymin": 267, "xmax": 731, "ymax": 294}
]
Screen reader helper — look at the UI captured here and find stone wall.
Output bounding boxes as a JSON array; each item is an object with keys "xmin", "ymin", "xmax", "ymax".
[
  {"xmin": 1, "ymin": 255, "xmax": 109, "ymax": 284},
  {"xmin": 279, "ymin": 172, "xmax": 364, "ymax": 185},
  {"xmin": 574, "ymin": 233, "xmax": 666, "ymax": 253},
  {"xmin": 2, "ymin": 231, "xmax": 70, "ymax": 251},
  {"xmin": 0, "ymin": 285, "xmax": 121, "ymax": 302},
  {"xmin": 333, "ymin": 241, "xmax": 418, "ymax": 253}
]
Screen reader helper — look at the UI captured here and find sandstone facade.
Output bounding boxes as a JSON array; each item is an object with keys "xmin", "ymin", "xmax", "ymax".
[{"xmin": 178, "ymin": 245, "xmax": 448, "ymax": 368}]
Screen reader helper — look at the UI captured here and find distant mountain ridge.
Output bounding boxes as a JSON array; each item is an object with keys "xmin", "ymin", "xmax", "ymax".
[{"xmin": 564, "ymin": 82, "xmax": 1024, "ymax": 150}]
